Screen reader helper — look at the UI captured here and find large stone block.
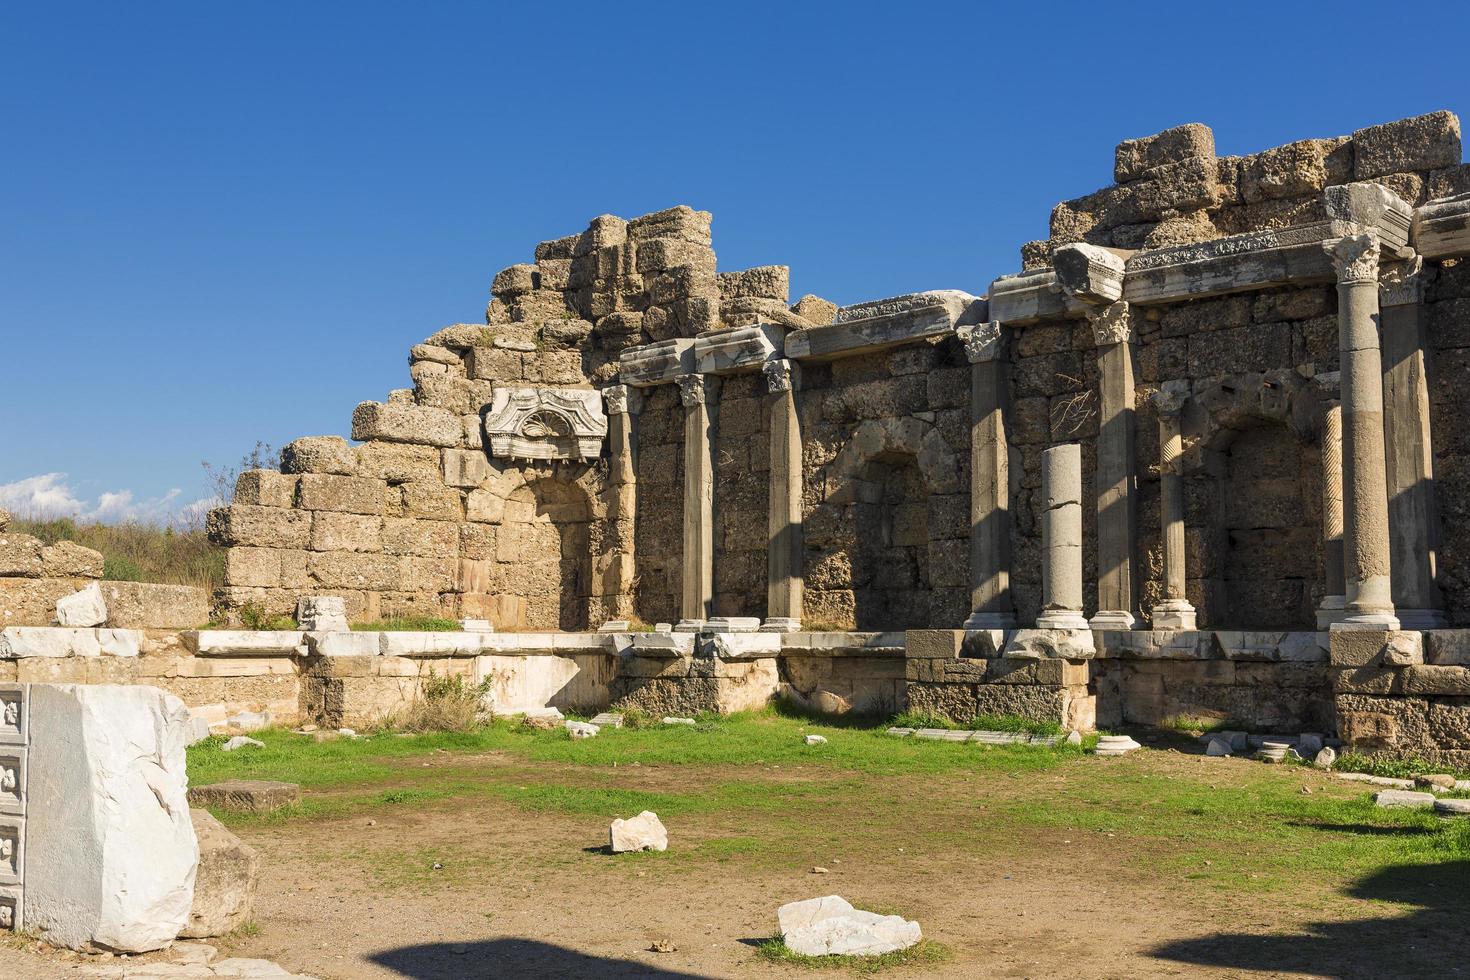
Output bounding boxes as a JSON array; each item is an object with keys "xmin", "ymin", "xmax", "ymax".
[
  {"xmin": 1115, "ymin": 123, "xmax": 1215, "ymax": 183},
  {"xmin": 309, "ymin": 512, "xmax": 382, "ymax": 553},
  {"xmin": 351, "ymin": 401, "xmax": 462, "ymax": 448},
  {"xmin": 0, "ymin": 534, "xmax": 44, "ymax": 578},
  {"xmin": 97, "ymin": 582, "xmax": 210, "ymax": 630},
  {"xmin": 206, "ymin": 505, "xmax": 310, "ymax": 549},
  {"xmin": 626, "ymin": 205, "xmax": 711, "ymax": 245},
  {"xmin": 381, "ymin": 518, "xmax": 458, "ymax": 557},
  {"xmin": 1352, "ymin": 111, "xmax": 1461, "ymax": 180},
  {"xmin": 39, "ymin": 542, "xmax": 104, "ymax": 579},
  {"xmin": 223, "ymin": 547, "xmax": 307, "ymax": 589},
  {"xmin": 280, "ymin": 436, "xmax": 357, "ymax": 476},
  {"xmin": 400, "ymin": 482, "xmax": 463, "ymax": 522},
  {"xmin": 25, "ymin": 684, "xmax": 198, "ymax": 952},
  {"xmin": 717, "ymin": 266, "xmax": 790, "ymax": 303},
  {"xmin": 233, "ymin": 470, "xmax": 299, "ymax": 508},
  {"xmin": 307, "ymin": 551, "xmax": 402, "ymax": 591},
  {"xmin": 179, "ymin": 809, "xmax": 258, "ymax": 939},
  {"xmin": 296, "ymin": 474, "xmax": 386, "ymax": 516},
  {"xmin": 355, "ymin": 441, "xmax": 442, "ymax": 483}
]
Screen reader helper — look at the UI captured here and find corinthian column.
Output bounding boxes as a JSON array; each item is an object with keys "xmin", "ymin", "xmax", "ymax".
[
  {"xmin": 959, "ymin": 321, "xmax": 1016, "ymax": 629},
  {"xmin": 1088, "ymin": 300, "xmax": 1138, "ymax": 629},
  {"xmin": 675, "ymin": 373, "xmax": 715, "ymax": 630},
  {"xmin": 1149, "ymin": 381, "xmax": 1195, "ymax": 630},
  {"xmin": 1379, "ymin": 258, "xmax": 1445, "ymax": 628},
  {"xmin": 1316, "ymin": 393, "xmax": 1347, "ymax": 629},
  {"xmin": 1324, "ymin": 233, "xmax": 1397, "ymax": 630},
  {"xmin": 761, "ymin": 359, "xmax": 803, "ymax": 632},
  {"xmin": 603, "ymin": 385, "xmax": 639, "ymax": 620}
]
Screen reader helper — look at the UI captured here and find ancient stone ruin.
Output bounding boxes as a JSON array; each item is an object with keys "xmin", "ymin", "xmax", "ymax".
[{"xmin": 3, "ymin": 110, "xmax": 1470, "ymax": 785}]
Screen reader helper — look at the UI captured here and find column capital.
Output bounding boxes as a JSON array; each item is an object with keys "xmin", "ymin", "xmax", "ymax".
[
  {"xmin": 957, "ymin": 321, "xmax": 1005, "ymax": 363},
  {"xmin": 1323, "ymin": 233, "xmax": 1380, "ymax": 285},
  {"xmin": 1087, "ymin": 300, "xmax": 1134, "ymax": 347},
  {"xmin": 1379, "ymin": 255, "xmax": 1426, "ymax": 307},
  {"xmin": 675, "ymin": 373, "xmax": 707, "ymax": 407},
  {"xmin": 762, "ymin": 358, "xmax": 798, "ymax": 393},
  {"xmin": 603, "ymin": 384, "xmax": 641, "ymax": 415},
  {"xmin": 1149, "ymin": 380, "xmax": 1190, "ymax": 416}
]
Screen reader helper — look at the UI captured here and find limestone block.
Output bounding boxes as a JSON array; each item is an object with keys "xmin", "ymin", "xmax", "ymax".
[
  {"xmin": 56, "ymin": 583, "xmax": 107, "ymax": 628},
  {"xmin": 1003, "ymin": 629, "xmax": 1096, "ymax": 661},
  {"xmin": 778, "ymin": 895, "xmax": 922, "ymax": 958},
  {"xmin": 609, "ymin": 810, "xmax": 667, "ymax": 852},
  {"xmin": 307, "ymin": 551, "xmax": 401, "ymax": 592},
  {"xmin": 1328, "ymin": 630, "xmax": 1421, "ymax": 667},
  {"xmin": 380, "ymin": 518, "xmax": 457, "ymax": 558},
  {"xmin": 305, "ymin": 631, "xmax": 378, "ymax": 657},
  {"xmin": 95, "ymin": 583, "xmax": 208, "ymax": 631},
  {"xmin": 627, "ymin": 205, "xmax": 710, "ymax": 244},
  {"xmin": 296, "ymin": 474, "xmax": 385, "ymax": 516},
  {"xmin": 1115, "ymin": 123, "xmax": 1215, "ymax": 183},
  {"xmin": 355, "ymin": 441, "xmax": 442, "ymax": 484},
  {"xmin": 718, "ymin": 266, "xmax": 789, "ymax": 303},
  {"xmin": 378, "ymin": 632, "xmax": 485, "ymax": 657},
  {"xmin": 792, "ymin": 294, "xmax": 838, "ymax": 326},
  {"xmin": 465, "ymin": 488, "xmax": 505, "ymax": 524},
  {"xmin": 295, "ymin": 596, "xmax": 348, "ymax": 632},
  {"xmin": 179, "ymin": 808, "xmax": 258, "ymax": 939},
  {"xmin": 0, "ymin": 627, "xmax": 139, "ymax": 658},
  {"xmin": 281, "ymin": 436, "xmax": 357, "ymax": 476},
  {"xmin": 400, "ymin": 482, "xmax": 463, "ymax": 521},
  {"xmin": 0, "ymin": 534, "xmax": 44, "ymax": 577},
  {"xmin": 1241, "ymin": 140, "xmax": 1328, "ymax": 203},
  {"xmin": 1352, "ymin": 111, "xmax": 1461, "ymax": 180},
  {"xmin": 491, "ymin": 263, "xmax": 537, "ymax": 298},
  {"xmin": 233, "ymin": 470, "xmax": 299, "ymax": 508},
  {"xmin": 1403, "ymin": 666, "xmax": 1470, "ymax": 697},
  {"xmin": 25, "ymin": 684, "xmax": 198, "ymax": 952},
  {"xmin": 618, "ymin": 338, "xmax": 695, "ymax": 387},
  {"xmin": 442, "ymin": 448, "xmax": 491, "ymax": 488},
  {"xmin": 1425, "ymin": 630, "xmax": 1470, "ymax": 666},
  {"xmin": 206, "ymin": 505, "xmax": 311, "ymax": 549},
  {"xmin": 788, "ymin": 291, "xmax": 984, "ymax": 360},
  {"xmin": 351, "ymin": 401, "xmax": 461, "ymax": 448},
  {"xmin": 1374, "ymin": 789, "xmax": 1435, "ymax": 809},
  {"xmin": 309, "ymin": 512, "xmax": 381, "ymax": 553},
  {"xmin": 223, "ymin": 547, "xmax": 307, "ymax": 589},
  {"xmin": 39, "ymin": 542, "xmax": 103, "ymax": 580}
]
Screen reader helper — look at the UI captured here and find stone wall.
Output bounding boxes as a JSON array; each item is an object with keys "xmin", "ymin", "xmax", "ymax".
[{"xmin": 631, "ymin": 386, "xmax": 684, "ymax": 624}]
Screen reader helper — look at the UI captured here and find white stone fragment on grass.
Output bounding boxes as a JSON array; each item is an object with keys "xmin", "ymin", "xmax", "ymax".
[
  {"xmin": 566, "ymin": 721, "xmax": 599, "ymax": 739},
  {"xmin": 804, "ymin": 735, "xmax": 827, "ymax": 746},
  {"xmin": 1314, "ymin": 746, "xmax": 1337, "ymax": 769},
  {"xmin": 663, "ymin": 717, "xmax": 695, "ymax": 726},
  {"xmin": 1066, "ymin": 730, "xmax": 1083, "ymax": 746},
  {"xmin": 609, "ymin": 810, "xmax": 667, "ymax": 852},
  {"xmin": 224, "ymin": 710, "xmax": 271, "ymax": 732},
  {"xmin": 777, "ymin": 895, "xmax": 922, "ymax": 958},
  {"xmin": 24, "ymin": 684, "xmax": 199, "ymax": 953},
  {"xmin": 1297, "ymin": 733, "xmax": 1324, "ymax": 756},
  {"xmin": 1374, "ymin": 790, "xmax": 1436, "ymax": 808},
  {"xmin": 1205, "ymin": 738, "xmax": 1232, "ymax": 756},
  {"xmin": 914, "ymin": 728, "xmax": 948, "ymax": 740},
  {"xmin": 885, "ymin": 728, "xmax": 915, "ymax": 737},
  {"xmin": 589, "ymin": 712, "xmax": 624, "ymax": 728},
  {"xmin": 1094, "ymin": 735, "xmax": 1141, "ymax": 756},
  {"xmin": 56, "ymin": 582, "xmax": 108, "ymax": 627},
  {"xmin": 188, "ymin": 715, "xmax": 212, "ymax": 745},
  {"xmin": 1335, "ymin": 771, "xmax": 1414, "ymax": 788},
  {"xmin": 1434, "ymin": 798, "xmax": 1470, "ymax": 816},
  {"xmin": 222, "ymin": 736, "xmax": 265, "ymax": 752}
]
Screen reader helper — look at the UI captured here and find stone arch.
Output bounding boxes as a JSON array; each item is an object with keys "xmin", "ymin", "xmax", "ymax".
[
  {"xmin": 1178, "ymin": 371, "xmax": 1326, "ymax": 629},
  {"xmin": 804, "ymin": 417, "xmax": 964, "ymax": 631}
]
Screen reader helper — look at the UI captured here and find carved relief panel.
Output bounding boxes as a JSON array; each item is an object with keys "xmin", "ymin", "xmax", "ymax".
[{"xmin": 482, "ymin": 388, "xmax": 608, "ymax": 461}]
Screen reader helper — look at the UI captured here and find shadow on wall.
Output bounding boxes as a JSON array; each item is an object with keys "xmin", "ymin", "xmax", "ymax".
[
  {"xmin": 1147, "ymin": 858, "xmax": 1470, "ymax": 976},
  {"xmin": 369, "ymin": 938, "xmax": 716, "ymax": 979}
]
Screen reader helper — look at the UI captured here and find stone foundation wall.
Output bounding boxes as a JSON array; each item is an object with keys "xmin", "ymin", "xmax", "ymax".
[
  {"xmin": 631, "ymin": 386, "xmax": 684, "ymax": 623},
  {"xmin": 712, "ymin": 373, "xmax": 769, "ymax": 618},
  {"xmin": 1427, "ymin": 259, "xmax": 1470, "ymax": 622}
]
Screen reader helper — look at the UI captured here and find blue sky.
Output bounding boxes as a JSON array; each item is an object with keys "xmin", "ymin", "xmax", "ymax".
[{"xmin": 2, "ymin": 1, "xmax": 1467, "ymax": 522}]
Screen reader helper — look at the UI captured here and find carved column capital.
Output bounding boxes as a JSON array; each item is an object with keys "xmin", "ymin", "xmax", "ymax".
[
  {"xmin": 957, "ymin": 321, "xmax": 1005, "ymax": 363},
  {"xmin": 1087, "ymin": 300, "xmax": 1134, "ymax": 347},
  {"xmin": 763, "ymin": 358, "xmax": 797, "ymax": 393},
  {"xmin": 1379, "ymin": 255, "xmax": 1426, "ymax": 307},
  {"xmin": 603, "ymin": 384, "xmax": 641, "ymax": 415},
  {"xmin": 1149, "ymin": 380, "xmax": 1190, "ymax": 417},
  {"xmin": 1323, "ymin": 233, "xmax": 1380, "ymax": 285},
  {"xmin": 675, "ymin": 373, "xmax": 707, "ymax": 407}
]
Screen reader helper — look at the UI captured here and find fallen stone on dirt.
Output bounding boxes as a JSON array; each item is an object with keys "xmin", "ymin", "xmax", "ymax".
[
  {"xmin": 663, "ymin": 717, "xmax": 696, "ymax": 726},
  {"xmin": 1066, "ymin": 730, "xmax": 1083, "ymax": 746},
  {"xmin": 1374, "ymin": 790, "xmax": 1436, "ymax": 808},
  {"xmin": 56, "ymin": 582, "xmax": 107, "ymax": 627},
  {"xmin": 566, "ymin": 721, "xmax": 599, "ymax": 739},
  {"xmin": 1314, "ymin": 746, "xmax": 1337, "ymax": 769},
  {"xmin": 1414, "ymin": 774, "xmax": 1457, "ymax": 790},
  {"xmin": 804, "ymin": 735, "xmax": 827, "ymax": 745},
  {"xmin": 1337, "ymin": 771, "xmax": 1414, "ymax": 788},
  {"xmin": 223, "ymin": 735, "xmax": 265, "ymax": 751},
  {"xmin": 182, "ymin": 809, "xmax": 260, "ymax": 938},
  {"xmin": 609, "ymin": 810, "xmax": 668, "ymax": 853},
  {"xmin": 1095, "ymin": 735, "xmax": 1141, "ymax": 756},
  {"xmin": 885, "ymin": 727, "xmax": 915, "ymax": 737},
  {"xmin": 589, "ymin": 712, "xmax": 624, "ymax": 727},
  {"xmin": 1205, "ymin": 738, "xmax": 1232, "ymax": 756},
  {"xmin": 777, "ymin": 895, "xmax": 922, "ymax": 957},
  {"xmin": 1434, "ymin": 798, "xmax": 1470, "ymax": 816},
  {"xmin": 188, "ymin": 780, "xmax": 300, "ymax": 813}
]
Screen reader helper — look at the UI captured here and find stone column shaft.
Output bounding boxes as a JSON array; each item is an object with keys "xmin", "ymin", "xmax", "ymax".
[
  {"xmin": 1089, "ymin": 301, "xmax": 1138, "ymax": 629},
  {"xmin": 677, "ymin": 374, "xmax": 715, "ymax": 628},
  {"xmin": 762, "ymin": 360, "xmax": 803, "ymax": 632},
  {"xmin": 1038, "ymin": 443, "xmax": 1088, "ymax": 629},
  {"xmin": 960, "ymin": 322, "xmax": 1016, "ymax": 628},
  {"xmin": 1150, "ymin": 382, "xmax": 1195, "ymax": 629},
  {"xmin": 1380, "ymin": 260, "xmax": 1445, "ymax": 628},
  {"xmin": 1317, "ymin": 399, "xmax": 1347, "ymax": 628},
  {"xmin": 1326, "ymin": 234, "xmax": 1397, "ymax": 629},
  {"xmin": 604, "ymin": 385, "xmax": 639, "ymax": 621}
]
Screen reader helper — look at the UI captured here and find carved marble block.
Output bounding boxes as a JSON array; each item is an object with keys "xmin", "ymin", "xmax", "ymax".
[{"xmin": 482, "ymin": 388, "xmax": 608, "ymax": 461}]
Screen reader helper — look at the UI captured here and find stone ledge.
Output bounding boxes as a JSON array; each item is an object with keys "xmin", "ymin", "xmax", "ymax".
[
  {"xmin": 1413, "ymin": 192, "xmax": 1470, "ymax": 259},
  {"xmin": 988, "ymin": 269, "xmax": 1089, "ymax": 326},
  {"xmin": 785, "ymin": 291, "xmax": 983, "ymax": 361},
  {"xmin": 0, "ymin": 626, "xmax": 144, "ymax": 659},
  {"xmin": 185, "ymin": 631, "xmax": 307, "ymax": 658}
]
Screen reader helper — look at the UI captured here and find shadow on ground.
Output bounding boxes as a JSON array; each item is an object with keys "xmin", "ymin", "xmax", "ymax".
[
  {"xmin": 369, "ymin": 938, "xmax": 716, "ymax": 979},
  {"xmin": 1148, "ymin": 859, "xmax": 1470, "ymax": 978}
]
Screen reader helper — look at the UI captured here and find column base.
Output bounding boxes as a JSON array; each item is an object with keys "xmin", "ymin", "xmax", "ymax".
[
  {"xmin": 1395, "ymin": 608, "xmax": 1448, "ymax": 629},
  {"xmin": 1330, "ymin": 612, "xmax": 1401, "ymax": 632},
  {"xmin": 759, "ymin": 618, "xmax": 802, "ymax": 633},
  {"xmin": 1037, "ymin": 609, "xmax": 1090, "ymax": 630},
  {"xmin": 673, "ymin": 619, "xmax": 705, "ymax": 633},
  {"xmin": 1150, "ymin": 599, "xmax": 1196, "ymax": 631},
  {"xmin": 963, "ymin": 611, "xmax": 1017, "ymax": 630},
  {"xmin": 1316, "ymin": 596, "xmax": 1348, "ymax": 630},
  {"xmin": 1089, "ymin": 610, "xmax": 1137, "ymax": 630}
]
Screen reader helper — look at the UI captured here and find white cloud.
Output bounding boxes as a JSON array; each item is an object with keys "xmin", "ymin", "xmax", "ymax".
[{"xmin": 0, "ymin": 473, "xmax": 212, "ymax": 527}]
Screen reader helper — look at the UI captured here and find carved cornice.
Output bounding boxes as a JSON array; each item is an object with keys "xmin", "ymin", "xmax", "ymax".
[
  {"xmin": 763, "ymin": 358, "xmax": 795, "ymax": 393},
  {"xmin": 675, "ymin": 373, "xmax": 707, "ymax": 407},
  {"xmin": 1323, "ymin": 233, "xmax": 1380, "ymax": 285},
  {"xmin": 956, "ymin": 321, "xmax": 1005, "ymax": 363},
  {"xmin": 1379, "ymin": 255, "xmax": 1426, "ymax": 307},
  {"xmin": 1087, "ymin": 300, "xmax": 1134, "ymax": 347},
  {"xmin": 1150, "ymin": 380, "xmax": 1190, "ymax": 417},
  {"xmin": 483, "ymin": 387, "xmax": 607, "ymax": 461},
  {"xmin": 1053, "ymin": 242, "xmax": 1127, "ymax": 304}
]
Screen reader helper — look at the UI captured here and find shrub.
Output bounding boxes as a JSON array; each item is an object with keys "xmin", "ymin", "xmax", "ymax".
[
  {"xmin": 15, "ymin": 518, "xmax": 224, "ymax": 589},
  {"xmin": 238, "ymin": 602, "xmax": 297, "ymax": 631},
  {"xmin": 398, "ymin": 670, "xmax": 492, "ymax": 733},
  {"xmin": 353, "ymin": 617, "xmax": 463, "ymax": 632}
]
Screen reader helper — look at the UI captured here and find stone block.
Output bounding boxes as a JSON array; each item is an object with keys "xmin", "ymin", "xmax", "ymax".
[
  {"xmin": 296, "ymin": 474, "xmax": 386, "ymax": 516},
  {"xmin": 442, "ymin": 448, "xmax": 491, "ymax": 488},
  {"xmin": 381, "ymin": 518, "xmax": 458, "ymax": 557},
  {"xmin": 296, "ymin": 595, "xmax": 348, "ymax": 632},
  {"xmin": 1241, "ymin": 140, "xmax": 1328, "ymax": 203},
  {"xmin": 491, "ymin": 263, "xmax": 537, "ymax": 297},
  {"xmin": 1115, "ymin": 123, "xmax": 1215, "ymax": 183},
  {"xmin": 281, "ymin": 436, "xmax": 356, "ymax": 476},
  {"xmin": 56, "ymin": 583, "xmax": 107, "ymax": 627},
  {"xmin": 1328, "ymin": 630, "xmax": 1421, "ymax": 667},
  {"xmin": 309, "ymin": 512, "xmax": 381, "ymax": 553},
  {"xmin": 905, "ymin": 630, "xmax": 963, "ymax": 659},
  {"xmin": 25, "ymin": 684, "xmax": 197, "ymax": 952},
  {"xmin": 718, "ymin": 266, "xmax": 790, "ymax": 303},
  {"xmin": 792, "ymin": 294, "xmax": 838, "ymax": 325},
  {"xmin": 1425, "ymin": 630, "xmax": 1470, "ymax": 666},
  {"xmin": 187, "ymin": 780, "xmax": 299, "ymax": 814},
  {"xmin": 466, "ymin": 345, "xmax": 526, "ymax": 382},
  {"xmin": 627, "ymin": 206, "xmax": 711, "ymax": 245},
  {"xmin": 223, "ymin": 547, "xmax": 306, "ymax": 589},
  {"xmin": 96, "ymin": 582, "xmax": 209, "ymax": 630},
  {"xmin": 355, "ymin": 441, "xmax": 442, "ymax": 484},
  {"xmin": 233, "ymin": 470, "xmax": 299, "ymax": 508},
  {"xmin": 399, "ymin": 482, "xmax": 463, "ymax": 522},
  {"xmin": 0, "ymin": 534, "xmax": 44, "ymax": 577},
  {"xmin": 206, "ymin": 505, "xmax": 311, "ymax": 549},
  {"xmin": 1403, "ymin": 665, "xmax": 1470, "ymax": 697},
  {"xmin": 308, "ymin": 551, "xmax": 402, "ymax": 592},
  {"xmin": 1352, "ymin": 111, "xmax": 1461, "ymax": 180},
  {"xmin": 39, "ymin": 542, "xmax": 103, "ymax": 579},
  {"xmin": 350, "ymin": 401, "xmax": 461, "ymax": 448},
  {"xmin": 608, "ymin": 810, "xmax": 667, "ymax": 852},
  {"xmin": 180, "ymin": 808, "xmax": 258, "ymax": 939}
]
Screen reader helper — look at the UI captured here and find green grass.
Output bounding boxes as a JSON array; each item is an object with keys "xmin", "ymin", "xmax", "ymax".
[
  {"xmin": 352, "ymin": 616, "xmax": 463, "ymax": 631},
  {"xmin": 1335, "ymin": 751, "xmax": 1470, "ymax": 781},
  {"xmin": 754, "ymin": 936, "xmax": 951, "ymax": 974},
  {"xmin": 888, "ymin": 709, "xmax": 1063, "ymax": 736}
]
